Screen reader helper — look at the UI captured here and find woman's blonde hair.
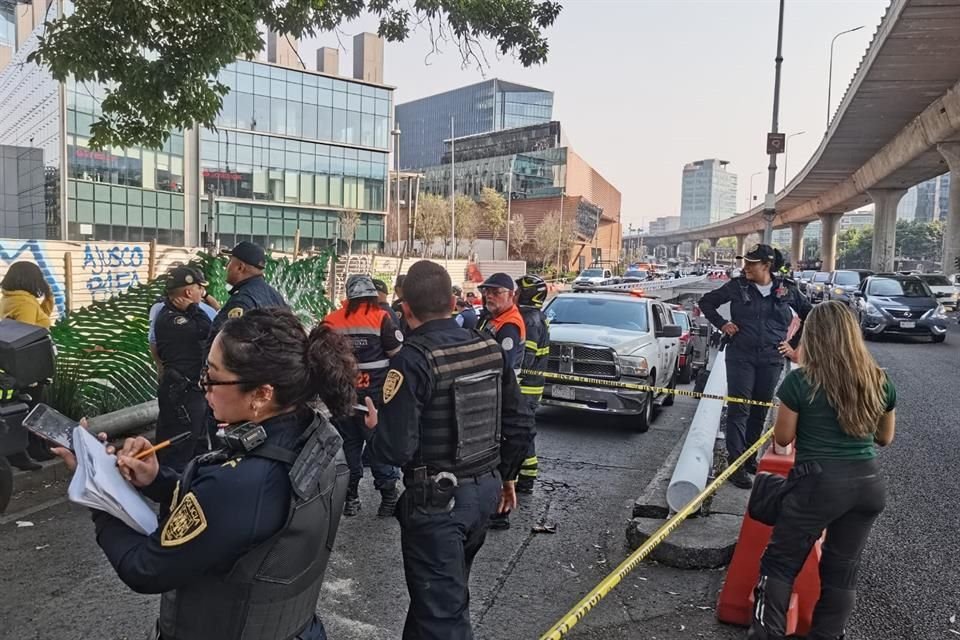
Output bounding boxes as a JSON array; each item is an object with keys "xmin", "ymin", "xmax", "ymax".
[{"xmin": 799, "ymin": 300, "xmax": 887, "ymax": 438}]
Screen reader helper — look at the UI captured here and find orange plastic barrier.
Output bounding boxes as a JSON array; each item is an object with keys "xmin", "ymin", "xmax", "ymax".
[{"xmin": 716, "ymin": 446, "xmax": 823, "ymax": 636}]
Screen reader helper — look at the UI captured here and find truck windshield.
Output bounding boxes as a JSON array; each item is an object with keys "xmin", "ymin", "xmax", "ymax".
[
  {"xmin": 580, "ymin": 269, "xmax": 603, "ymax": 277},
  {"xmin": 545, "ymin": 297, "xmax": 649, "ymax": 332},
  {"xmin": 919, "ymin": 275, "xmax": 951, "ymax": 286},
  {"xmin": 868, "ymin": 278, "xmax": 931, "ymax": 298},
  {"xmin": 813, "ymin": 272, "xmax": 831, "ymax": 283},
  {"xmin": 671, "ymin": 311, "xmax": 690, "ymax": 330},
  {"xmin": 833, "ymin": 271, "xmax": 861, "ymax": 285}
]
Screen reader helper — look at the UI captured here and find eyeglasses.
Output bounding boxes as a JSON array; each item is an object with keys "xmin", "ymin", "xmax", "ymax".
[
  {"xmin": 198, "ymin": 366, "xmax": 254, "ymax": 391},
  {"xmin": 483, "ymin": 288, "xmax": 512, "ymax": 297}
]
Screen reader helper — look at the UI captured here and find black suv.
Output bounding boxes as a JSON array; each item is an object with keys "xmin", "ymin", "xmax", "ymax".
[
  {"xmin": 824, "ymin": 269, "xmax": 874, "ymax": 306},
  {"xmin": 854, "ymin": 275, "xmax": 949, "ymax": 342}
]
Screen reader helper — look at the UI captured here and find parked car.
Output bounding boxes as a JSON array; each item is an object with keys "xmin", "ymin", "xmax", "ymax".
[
  {"xmin": 797, "ymin": 270, "xmax": 817, "ymax": 293},
  {"xmin": 572, "ymin": 268, "xmax": 617, "ymax": 289},
  {"xmin": 854, "ymin": 275, "xmax": 949, "ymax": 342},
  {"xmin": 621, "ymin": 269, "xmax": 649, "ymax": 283},
  {"xmin": 541, "ymin": 291, "xmax": 682, "ymax": 432},
  {"xmin": 825, "ymin": 269, "xmax": 874, "ymax": 306},
  {"xmin": 807, "ymin": 271, "xmax": 832, "ymax": 302},
  {"xmin": 670, "ymin": 307, "xmax": 706, "ymax": 384},
  {"xmin": 914, "ymin": 273, "xmax": 959, "ymax": 311}
]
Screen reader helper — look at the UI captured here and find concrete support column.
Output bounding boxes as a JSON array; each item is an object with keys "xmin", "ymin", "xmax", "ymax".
[
  {"xmin": 735, "ymin": 234, "xmax": 748, "ymax": 261},
  {"xmin": 790, "ymin": 222, "xmax": 808, "ymax": 264},
  {"xmin": 867, "ymin": 188, "xmax": 906, "ymax": 273},
  {"xmin": 708, "ymin": 238, "xmax": 718, "ymax": 264},
  {"xmin": 819, "ymin": 212, "xmax": 842, "ymax": 272},
  {"xmin": 938, "ymin": 142, "xmax": 960, "ymax": 275}
]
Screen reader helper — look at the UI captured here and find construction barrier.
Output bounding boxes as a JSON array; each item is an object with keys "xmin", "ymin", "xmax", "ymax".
[
  {"xmin": 716, "ymin": 445, "xmax": 823, "ymax": 636},
  {"xmin": 539, "ymin": 428, "xmax": 777, "ymax": 640}
]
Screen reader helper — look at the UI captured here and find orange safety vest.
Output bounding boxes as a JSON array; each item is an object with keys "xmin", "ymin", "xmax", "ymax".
[
  {"xmin": 484, "ymin": 304, "xmax": 527, "ymax": 342},
  {"xmin": 323, "ymin": 301, "xmax": 396, "ymax": 393}
]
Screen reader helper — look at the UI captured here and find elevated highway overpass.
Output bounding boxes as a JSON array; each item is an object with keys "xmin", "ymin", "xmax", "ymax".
[{"xmin": 645, "ymin": 0, "xmax": 960, "ymax": 274}]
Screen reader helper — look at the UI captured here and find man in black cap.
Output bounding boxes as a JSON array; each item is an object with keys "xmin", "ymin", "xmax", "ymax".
[
  {"xmin": 150, "ymin": 266, "xmax": 219, "ymax": 471},
  {"xmin": 205, "ymin": 241, "xmax": 287, "ymax": 356},
  {"xmin": 698, "ymin": 244, "xmax": 811, "ymax": 489},
  {"xmin": 373, "ymin": 277, "xmax": 403, "ymax": 328}
]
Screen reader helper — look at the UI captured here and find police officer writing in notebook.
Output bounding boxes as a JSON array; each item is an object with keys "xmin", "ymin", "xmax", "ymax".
[
  {"xmin": 698, "ymin": 244, "xmax": 811, "ymax": 489},
  {"xmin": 361, "ymin": 260, "xmax": 534, "ymax": 640},
  {"xmin": 55, "ymin": 309, "xmax": 355, "ymax": 640}
]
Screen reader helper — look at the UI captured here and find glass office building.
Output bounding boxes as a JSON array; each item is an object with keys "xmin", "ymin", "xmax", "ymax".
[
  {"xmin": 0, "ymin": 3, "xmax": 392, "ymax": 250},
  {"xmin": 396, "ymin": 79, "xmax": 553, "ymax": 170}
]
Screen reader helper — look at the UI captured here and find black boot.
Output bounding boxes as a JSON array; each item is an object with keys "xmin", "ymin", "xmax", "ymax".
[
  {"xmin": 745, "ymin": 457, "xmax": 758, "ymax": 475},
  {"xmin": 6, "ymin": 452, "xmax": 42, "ymax": 472},
  {"xmin": 343, "ymin": 483, "xmax": 361, "ymax": 517},
  {"xmin": 377, "ymin": 483, "xmax": 400, "ymax": 517},
  {"xmin": 746, "ymin": 575, "xmax": 793, "ymax": 640},
  {"xmin": 488, "ymin": 512, "xmax": 510, "ymax": 530},
  {"xmin": 806, "ymin": 586, "xmax": 856, "ymax": 640},
  {"xmin": 730, "ymin": 466, "xmax": 754, "ymax": 489}
]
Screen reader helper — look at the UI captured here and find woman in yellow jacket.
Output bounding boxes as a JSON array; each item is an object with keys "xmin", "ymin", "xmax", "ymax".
[
  {"xmin": 1, "ymin": 261, "xmax": 55, "ymax": 470},
  {"xmin": 0, "ymin": 261, "xmax": 55, "ymax": 328}
]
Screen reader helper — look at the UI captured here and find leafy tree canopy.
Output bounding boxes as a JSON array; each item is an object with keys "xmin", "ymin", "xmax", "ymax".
[{"xmin": 30, "ymin": 0, "xmax": 562, "ymax": 149}]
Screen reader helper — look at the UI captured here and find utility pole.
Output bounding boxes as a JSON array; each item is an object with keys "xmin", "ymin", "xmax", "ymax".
[{"xmin": 763, "ymin": 0, "xmax": 786, "ymax": 244}]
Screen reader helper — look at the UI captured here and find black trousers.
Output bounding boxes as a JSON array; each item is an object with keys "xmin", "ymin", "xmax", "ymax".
[
  {"xmin": 398, "ymin": 472, "xmax": 501, "ymax": 640},
  {"xmin": 156, "ymin": 374, "xmax": 208, "ymax": 473},
  {"xmin": 724, "ymin": 356, "xmax": 782, "ymax": 461},
  {"xmin": 749, "ymin": 458, "xmax": 886, "ymax": 640}
]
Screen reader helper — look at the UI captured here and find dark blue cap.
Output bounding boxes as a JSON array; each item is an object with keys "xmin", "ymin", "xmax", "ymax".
[
  {"xmin": 478, "ymin": 272, "xmax": 516, "ymax": 291},
  {"xmin": 222, "ymin": 241, "xmax": 266, "ymax": 269}
]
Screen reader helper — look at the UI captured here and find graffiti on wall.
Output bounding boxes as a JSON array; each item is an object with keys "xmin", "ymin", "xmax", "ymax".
[
  {"xmin": 81, "ymin": 244, "xmax": 145, "ymax": 301},
  {"xmin": 0, "ymin": 239, "xmax": 68, "ymax": 316}
]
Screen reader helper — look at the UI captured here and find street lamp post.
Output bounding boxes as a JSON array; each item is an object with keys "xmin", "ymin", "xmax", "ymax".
[
  {"xmin": 783, "ymin": 130, "xmax": 806, "ymax": 189},
  {"xmin": 826, "ymin": 25, "xmax": 865, "ymax": 132},
  {"xmin": 391, "ymin": 127, "xmax": 401, "ymax": 255},
  {"xmin": 763, "ymin": 0, "xmax": 786, "ymax": 245}
]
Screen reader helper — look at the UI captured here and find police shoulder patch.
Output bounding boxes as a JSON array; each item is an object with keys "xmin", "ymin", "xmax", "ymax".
[
  {"xmin": 383, "ymin": 369, "xmax": 404, "ymax": 404},
  {"xmin": 395, "ymin": 329, "xmax": 404, "ymax": 343},
  {"xmin": 160, "ymin": 492, "xmax": 208, "ymax": 547},
  {"xmin": 227, "ymin": 307, "xmax": 244, "ymax": 319},
  {"xmin": 501, "ymin": 336, "xmax": 515, "ymax": 352}
]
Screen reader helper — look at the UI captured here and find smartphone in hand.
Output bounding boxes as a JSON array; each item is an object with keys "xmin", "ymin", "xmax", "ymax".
[{"xmin": 21, "ymin": 403, "xmax": 79, "ymax": 451}]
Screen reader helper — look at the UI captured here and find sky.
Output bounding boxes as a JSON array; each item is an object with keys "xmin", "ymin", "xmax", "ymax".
[{"xmin": 301, "ymin": 0, "xmax": 890, "ymax": 232}]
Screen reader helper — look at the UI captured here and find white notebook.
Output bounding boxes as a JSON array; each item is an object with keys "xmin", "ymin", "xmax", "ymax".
[{"xmin": 67, "ymin": 427, "xmax": 159, "ymax": 535}]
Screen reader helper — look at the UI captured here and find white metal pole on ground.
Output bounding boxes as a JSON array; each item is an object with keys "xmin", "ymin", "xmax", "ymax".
[{"xmin": 666, "ymin": 349, "xmax": 728, "ymax": 513}]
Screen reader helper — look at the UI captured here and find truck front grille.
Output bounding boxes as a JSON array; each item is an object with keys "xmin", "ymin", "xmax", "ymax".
[{"xmin": 547, "ymin": 343, "xmax": 618, "ymax": 379}]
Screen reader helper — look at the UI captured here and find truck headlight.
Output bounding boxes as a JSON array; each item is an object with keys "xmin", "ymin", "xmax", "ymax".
[
  {"xmin": 927, "ymin": 304, "xmax": 947, "ymax": 319},
  {"xmin": 833, "ymin": 288, "xmax": 844, "ymax": 295},
  {"xmin": 620, "ymin": 355, "xmax": 649, "ymax": 377},
  {"xmin": 864, "ymin": 302, "xmax": 882, "ymax": 316}
]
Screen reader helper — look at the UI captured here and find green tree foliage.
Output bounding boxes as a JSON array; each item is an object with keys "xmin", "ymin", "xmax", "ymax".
[
  {"xmin": 837, "ymin": 228, "xmax": 873, "ymax": 269},
  {"xmin": 478, "ymin": 187, "xmax": 507, "ymax": 251},
  {"xmin": 414, "ymin": 193, "xmax": 450, "ymax": 257},
  {"xmin": 454, "ymin": 195, "xmax": 480, "ymax": 258},
  {"xmin": 46, "ymin": 250, "xmax": 334, "ymax": 419},
  {"xmin": 532, "ymin": 210, "xmax": 575, "ymax": 269},
  {"xmin": 30, "ymin": 0, "xmax": 561, "ymax": 149}
]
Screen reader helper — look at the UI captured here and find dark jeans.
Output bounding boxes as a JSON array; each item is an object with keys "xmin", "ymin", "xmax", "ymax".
[
  {"xmin": 156, "ymin": 374, "xmax": 208, "ymax": 473},
  {"xmin": 398, "ymin": 472, "xmax": 501, "ymax": 640},
  {"xmin": 332, "ymin": 414, "xmax": 399, "ymax": 493},
  {"xmin": 724, "ymin": 356, "xmax": 782, "ymax": 461},
  {"xmin": 750, "ymin": 459, "xmax": 885, "ymax": 639}
]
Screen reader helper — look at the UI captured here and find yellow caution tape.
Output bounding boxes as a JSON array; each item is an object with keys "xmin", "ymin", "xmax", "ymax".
[
  {"xmin": 522, "ymin": 369, "xmax": 777, "ymax": 409},
  {"xmin": 538, "ymin": 427, "xmax": 776, "ymax": 640}
]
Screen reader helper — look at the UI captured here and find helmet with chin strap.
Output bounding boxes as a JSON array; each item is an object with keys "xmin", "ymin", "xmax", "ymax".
[{"xmin": 515, "ymin": 274, "xmax": 548, "ymax": 308}]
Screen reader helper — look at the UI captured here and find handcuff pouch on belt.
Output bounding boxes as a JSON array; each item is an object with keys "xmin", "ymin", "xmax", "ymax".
[
  {"xmin": 164, "ymin": 369, "xmax": 195, "ymax": 426},
  {"xmin": 410, "ymin": 466, "xmax": 458, "ymax": 513}
]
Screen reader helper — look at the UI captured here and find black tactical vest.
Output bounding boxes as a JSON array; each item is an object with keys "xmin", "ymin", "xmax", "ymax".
[
  {"xmin": 517, "ymin": 306, "xmax": 549, "ymax": 396},
  {"xmin": 158, "ymin": 413, "xmax": 348, "ymax": 640},
  {"xmin": 405, "ymin": 331, "xmax": 503, "ymax": 478},
  {"xmin": 155, "ymin": 302, "xmax": 209, "ymax": 380}
]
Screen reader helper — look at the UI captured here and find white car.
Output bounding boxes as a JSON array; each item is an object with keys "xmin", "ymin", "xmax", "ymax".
[
  {"xmin": 572, "ymin": 268, "xmax": 615, "ymax": 289},
  {"xmin": 541, "ymin": 292, "xmax": 682, "ymax": 432},
  {"xmin": 915, "ymin": 273, "xmax": 959, "ymax": 311}
]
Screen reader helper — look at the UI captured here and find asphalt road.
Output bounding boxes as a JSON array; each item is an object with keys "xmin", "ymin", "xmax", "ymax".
[{"xmin": 1, "ymin": 318, "xmax": 956, "ymax": 639}]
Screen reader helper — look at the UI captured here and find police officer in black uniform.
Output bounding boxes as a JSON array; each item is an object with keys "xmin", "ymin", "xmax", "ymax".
[
  {"xmin": 152, "ymin": 266, "xmax": 217, "ymax": 471},
  {"xmin": 698, "ymin": 244, "xmax": 811, "ymax": 489},
  {"xmin": 361, "ymin": 260, "xmax": 534, "ymax": 640},
  {"xmin": 205, "ymin": 241, "xmax": 287, "ymax": 356},
  {"xmin": 54, "ymin": 309, "xmax": 355, "ymax": 640}
]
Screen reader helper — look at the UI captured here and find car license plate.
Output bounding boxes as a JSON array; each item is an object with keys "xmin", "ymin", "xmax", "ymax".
[
  {"xmin": 899, "ymin": 321, "xmax": 916, "ymax": 329},
  {"xmin": 551, "ymin": 385, "xmax": 576, "ymax": 401}
]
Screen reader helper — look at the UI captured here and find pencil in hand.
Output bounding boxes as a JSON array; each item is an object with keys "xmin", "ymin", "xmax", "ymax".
[{"xmin": 133, "ymin": 432, "xmax": 192, "ymax": 460}]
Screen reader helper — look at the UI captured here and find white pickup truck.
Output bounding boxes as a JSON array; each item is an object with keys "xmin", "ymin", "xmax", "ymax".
[{"xmin": 540, "ymin": 291, "xmax": 682, "ymax": 432}]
